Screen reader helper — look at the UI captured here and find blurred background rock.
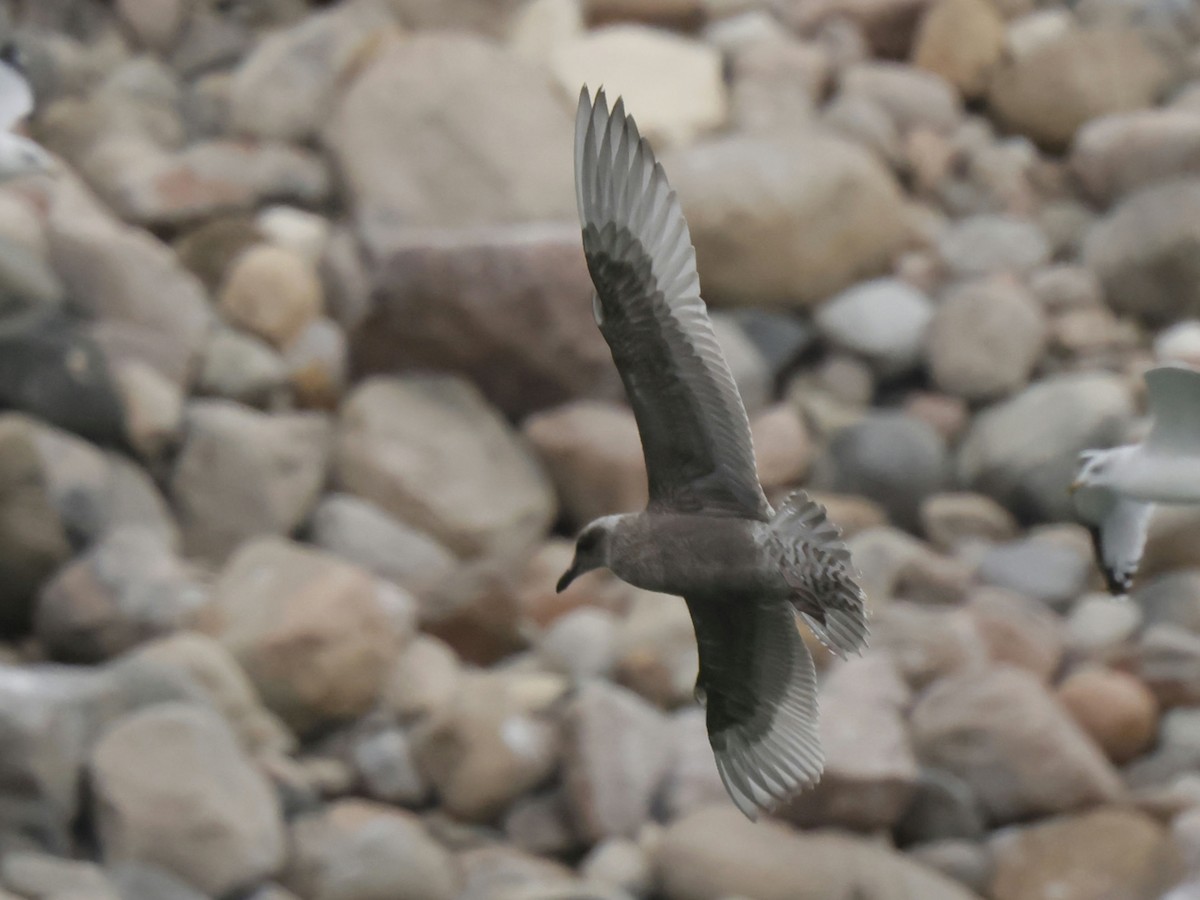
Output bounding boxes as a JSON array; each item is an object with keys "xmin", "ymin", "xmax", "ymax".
[{"xmin": 0, "ymin": 0, "xmax": 1197, "ymax": 897}]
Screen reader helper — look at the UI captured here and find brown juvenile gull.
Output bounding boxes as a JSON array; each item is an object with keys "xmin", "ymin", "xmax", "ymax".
[
  {"xmin": 1071, "ymin": 364, "xmax": 1200, "ymax": 594},
  {"xmin": 556, "ymin": 87, "xmax": 869, "ymax": 820}
]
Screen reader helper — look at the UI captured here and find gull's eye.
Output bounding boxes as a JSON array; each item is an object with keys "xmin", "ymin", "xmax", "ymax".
[{"xmin": 577, "ymin": 530, "xmax": 598, "ymax": 553}]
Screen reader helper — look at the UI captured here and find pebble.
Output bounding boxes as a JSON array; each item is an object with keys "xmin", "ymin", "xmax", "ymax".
[
  {"xmin": 1057, "ymin": 666, "xmax": 1159, "ymax": 764},
  {"xmin": 90, "ymin": 703, "xmax": 286, "ymax": 897},
  {"xmin": 218, "ymin": 244, "xmax": 324, "ymax": 349},
  {"xmin": 209, "ymin": 537, "xmax": 398, "ymax": 735},
  {"xmin": 814, "ymin": 277, "xmax": 934, "ymax": 375},
  {"xmin": 927, "ymin": 277, "xmax": 1048, "ymax": 400}
]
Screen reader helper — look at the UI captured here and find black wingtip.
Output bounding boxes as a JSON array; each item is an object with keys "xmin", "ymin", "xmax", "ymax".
[{"xmin": 1086, "ymin": 522, "xmax": 1134, "ymax": 596}]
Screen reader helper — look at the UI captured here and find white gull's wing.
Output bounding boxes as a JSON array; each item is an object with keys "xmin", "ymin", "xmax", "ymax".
[
  {"xmin": 0, "ymin": 50, "xmax": 32, "ymax": 131},
  {"xmin": 1144, "ymin": 365, "xmax": 1200, "ymax": 455},
  {"xmin": 685, "ymin": 593, "xmax": 823, "ymax": 820},
  {"xmin": 574, "ymin": 86, "xmax": 770, "ymax": 520},
  {"xmin": 1074, "ymin": 484, "xmax": 1154, "ymax": 594}
]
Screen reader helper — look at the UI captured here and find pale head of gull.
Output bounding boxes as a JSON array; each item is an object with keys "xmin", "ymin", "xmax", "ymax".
[
  {"xmin": 1070, "ymin": 446, "xmax": 1137, "ymax": 494},
  {"xmin": 556, "ymin": 514, "xmax": 624, "ymax": 593}
]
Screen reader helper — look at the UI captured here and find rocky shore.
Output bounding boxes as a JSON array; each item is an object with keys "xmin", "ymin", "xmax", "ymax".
[{"xmin": 0, "ymin": 0, "xmax": 1198, "ymax": 898}]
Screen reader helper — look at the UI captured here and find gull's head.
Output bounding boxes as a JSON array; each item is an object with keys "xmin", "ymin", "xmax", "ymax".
[
  {"xmin": 556, "ymin": 516, "xmax": 620, "ymax": 593},
  {"xmin": 1070, "ymin": 447, "xmax": 1130, "ymax": 494}
]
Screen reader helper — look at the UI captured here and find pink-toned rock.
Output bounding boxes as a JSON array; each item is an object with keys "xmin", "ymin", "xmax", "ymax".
[
  {"xmin": 989, "ymin": 808, "xmax": 1182, "ymax": 900},
  {"xmin": 524, "ymin": 401, "xmax": 647, "ymax": 529},
  {"xmin": 912, "ymin": 0, "xmax": 1005, "ymax": 98},
  {"xmin": 357, "ymin": 225, "xmax": 620, "ymax": 418},
  {"xmin": 412, "ymin": 672, "xmax": 562, "ymax": 821},
  {"xmin": 967, "ymin": 587, "xmax": 1064, "ymax": 681},
  {"xmin": 206, "ymin": 538, "xmax": 398, "ymax": 734},
  {"xmin": 219, "ymin": 244, "xmax": 324, "ymax": 349},
  {"xmin": 1057, "ymin": 667, "xmax": 1159, "ymax": 765},
  {"xmin": 752, "ymin": 404, "xmax": 813, "ymax": 490},
  {"xmin": 911, "ymin": 666, "xmax": 1123, "ymax": 823}
]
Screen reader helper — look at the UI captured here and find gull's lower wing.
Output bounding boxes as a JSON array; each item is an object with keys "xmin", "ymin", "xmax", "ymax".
[
  {"xmin": 1144, "ymin": 365, "xmax": 1200, "ymax": 455},
  {"xmin": 1094, "ymin": 497, "xmax": 1154, "ymax": 594},
  {"xmin": 685, "ymin": 593, "xmax": 823, "ymax": 820},
  {"xmin": 574, "ymin": 87, "xmax": 770, "ymax": 520}
]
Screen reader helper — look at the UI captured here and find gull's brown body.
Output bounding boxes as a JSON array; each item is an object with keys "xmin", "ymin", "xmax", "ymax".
[{"xmin": 557, "ymin": 88, "xmax": 869, "ymax": 819}]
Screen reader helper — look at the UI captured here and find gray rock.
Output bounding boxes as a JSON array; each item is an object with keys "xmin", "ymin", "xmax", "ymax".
[
  {"xmin": 34, "ymin": 527, "xmax": 206, "ymax": 664},
  {"xmin": 356, "ymin": 224, "xmax": 618, "ymax": 419},
  {"xmin": 819, "ymin": 411, "xmax": 947, "ymax": 529},
  {"xmin": 1, "ymin": 851, "xmax": 118, "ymax": 897},
  {"xmin": 562, "ymin": 681, "xmax": 675, "ymax": 841},
  {"xmin": 613, "ymin": 592, "xmax": 698, "ymax": 708},
  {"xmin": 977, "ymin": 537, "xmax": 1094, "ymax": 608},
  {"xmin": 196, "ymin": 326, "xmax": 288, "ymax": 406},
  {"xmin": 927, "ymin": 278, "xmax": 1047, "ymax": 400},
  {"xmin": 93, "ymin": 140, "xmax": 331, "ymax": 229},
  {"xmin": 90, "ymin": 704, "xmax": 286, "ymax": 896},
  {"xmin": 47, "ymin": 184, "xmax": 213, "ymax": 386},
  {"xmin": 711, "ymin": 313, "xmax": 771, "ymax": 416},
  {"xmin": 988, "ymin": 27, "xmax": 1170, "ymax": 150},
  {"xmin": 727, "ymin": 310, "xmax": 816, "ymax": 383},
  {"xmin": 957, "ymin": 373, "xmax": 1134, "ymax": 522},
  {"xmin": 352, "ymin": 726, "xmax": 429, "ymax": 808},
  {"xmin": 663, "ymin": 129, "xmax": 914, "ymax": 307},
  {"xmin": 1134, "ymin": 624, "xmax": 1200, "ymax": 708},
  {"xmin": 0, "ymin": 309, "xmax": 126, "ymax": 446},
  {"xmin": 839, "ymin": 61, "xmax": 962, "ymax": 134},
  {"xmin": 0, "ymin": 235, "xmax": 64, "ymax": 317},
  {"xmin": 783, "ymin": 654, "xmax": 918, "ymax": 830},
  {"xmin": 537, "ymin": 607, "xmax": 618, "ymax": 683},
  {"xmin": 919, "ymin": 492, "xmax": 1019, "ymax": 552},
  {"xmin": 1064, "ymin": 593, "xmax": 1142, "ymax": 658},
  {"xmin": 659, "ymin": 707, "xmax": 727, "ymax": 821},
  {"xmin": 171, "ymin": 400, "xmax": 330, "ymax": 563},
  {"xmin": 309, "ymin": 493, "xmax": 457, "ymax": 601},
  {"xmin": 412, "ymin": 672, "xmax": 561, "ymax": 822},
  {"xmin": 814, "ymin": 278, "xmax": 933, "ymax": 375},
  {"xmin": 907, "ymin": 839, "xmax": 993, "ymax": 897},
  {"xmin": 106, "ymin": 861, "xmax": 210, "ymax": 900},
  {"xmin": 1084, "ymin": 178, "xmax": 1200, "ymax": 324},
  {"xmin": 229, "ymin": 0, "xmax": 397, "ymax": 142},
  {"xmin": 654, "ymin": 806, "xmax": 981, "ymax": 900},
  {"xmin": 210, "ymin": 538, "xmax": 398, "ymax": 735},
  {"xmin": 910, "ymin": 666, "xmax": 1123, "ymax": 824},
  {"xmin": 285, "ymin": 800, "xmax": 460, "ymax": 900},
  {"xmin": 503, "ymin": 789, "xmax": 579, "ymax": 857},
  {"xmin": 1072, "ymin": 109, "xmax": 1200, "ymax": 205},
  {"xmin": 334, "ymin": 375, "xmax": 556, "ymax": 560},
  {"xmin": 872, "ymin": 602, "xmax": 987, "ymax": 689},
  {"xmin": 0, "ymin": 416, "xmax": 73, "ymax": 634},
  {"xmin": 126, "ymin": 631, "xmax": 295, "ymax": 758},
  {"xmin": 935, "ymin": 215, "xmax": 1051, "ymax": 278},
  {"xmin": 896, "ymin": 767, "xmax": 988, "ymax": 844},
  {"xmin": 323, "ymin": 33, "xmax": 575, "ymax": 256}
]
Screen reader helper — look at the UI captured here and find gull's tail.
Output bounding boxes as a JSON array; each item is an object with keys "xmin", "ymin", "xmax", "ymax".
[{"xmin": 771, "ymin": 491, "xmax": 869, "ymax": 658}]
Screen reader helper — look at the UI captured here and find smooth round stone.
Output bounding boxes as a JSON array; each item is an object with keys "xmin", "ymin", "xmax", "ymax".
[{"xmin": 814, "ymin": 277, "xmax": 933, "ymax": 375}]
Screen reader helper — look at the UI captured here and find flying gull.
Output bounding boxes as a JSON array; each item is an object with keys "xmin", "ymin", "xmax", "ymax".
[
  {"xmin": 1071, "ymin": 364, "xmax": 1200, "ymax": 594},
  {"xmin": 557, "ymin": 87, "xmax": 869, "ymax": 820},
  {"xmin": 0, "ymin": 42, "xmax": 51, "ymax": 181}
]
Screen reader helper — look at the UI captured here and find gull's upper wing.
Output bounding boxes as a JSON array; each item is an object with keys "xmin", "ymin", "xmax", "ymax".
[
  {"xmin": 1144, "ymin": 365, "xmax": 1200, "ymax": 455},
  {"xmin": 574, "ymin": 87, "xmax": 770, "ymax": 520},
  {"xmin": 0, "ymin": 48, "xmax": 32, "ymax": 131},
  {"xmin": 685, "ymin": 593, "xmax": 823, "ymax": 820}
]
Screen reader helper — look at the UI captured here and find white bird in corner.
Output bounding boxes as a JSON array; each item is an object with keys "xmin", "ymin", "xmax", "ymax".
[
  {"xmin": 557, "ymin": 87, "xmax": 869, "ymax": 820},
  {"xmin": 0, "ymin": 41, "xmax": 51, "ymax": 181},
  {"xmin": 1071, "ymin": 365, "xmax": 1200, "ymax": 594}
]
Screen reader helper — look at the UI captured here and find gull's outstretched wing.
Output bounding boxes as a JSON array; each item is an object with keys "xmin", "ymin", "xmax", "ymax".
[
  {"xmin": 685, "ymin": 594, "xmax": 823, "ymax": 819},
  {"xmin": 1074, "ymin": 484, "xmax": 1154, "ymax": 594},
  {"xmin": 1144, "ymin": 365, "xmax": 1200, "ymax": 455},
  {"xmin": 0, "ymin": 46, "xmax": 33, "ymax": 131},
  {"xmin": 574, "ymin": 87, "xmax": 770, "ymax": 520}
]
